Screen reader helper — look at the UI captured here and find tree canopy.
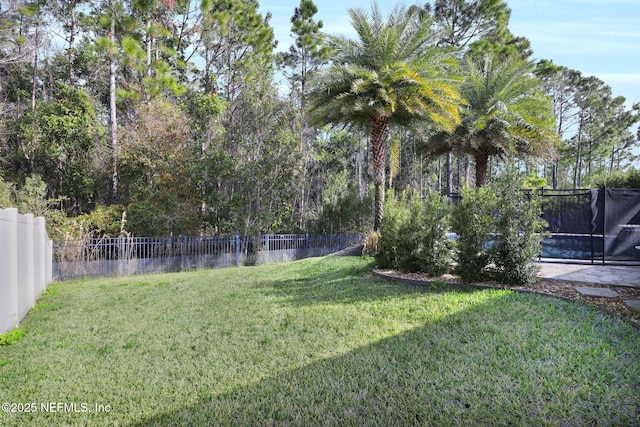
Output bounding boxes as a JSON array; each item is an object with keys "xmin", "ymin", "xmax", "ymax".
[
  {"xmin": 307, "ymin": 3, "xmax": 465, "ymax": 229},
  {"xmin": 427, "ymin": 55, "xmax": 559, "ymax": 186},
  {"xmin": 0, "ymin": 0, "xmax": 637, "ymax": 238}
]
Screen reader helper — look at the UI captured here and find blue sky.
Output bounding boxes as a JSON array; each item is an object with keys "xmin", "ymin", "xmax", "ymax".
[{"xmin": 259, "ymin": 0, "xmax": 640, "ymax": 105}]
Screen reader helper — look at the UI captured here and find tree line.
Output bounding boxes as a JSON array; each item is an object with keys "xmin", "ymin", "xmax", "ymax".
[{"xmin": 0, "ymin": 0, "xmax": 638, "ymax": 238}]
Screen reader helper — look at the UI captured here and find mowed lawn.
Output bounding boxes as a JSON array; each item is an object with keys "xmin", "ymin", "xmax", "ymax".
[{"xmin": 1, "ymin": 256, "xmax": 639, "ymax": 426}]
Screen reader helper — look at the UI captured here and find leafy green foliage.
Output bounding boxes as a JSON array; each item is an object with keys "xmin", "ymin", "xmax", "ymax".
[
  {"xmin": 489, "ymin": 163, "xmax": 547, "ymax": 285},
  {"xmin": 428, "ymin": 55, "xmax": 558, "ymax": 187},
  {"xmin": 1, "ymin": 0, "xmax": 636, "ymax": 240},
  {"xmin": 126, "ymin": 189, "xmax": 202, "ymax": 237},
  {"xmin": 377, "ymin": 190, "xmax": 453, "ymax": 275},
  {"xmin": 534, "ymin": 62, "xmax": 640, "ymax": 189},
  {"xmin": 431, "ymin": 0, "xmax": 511, "ymax": 49},
  {"xmin": 15, "ymin": 174, "xmax": 49, "ymax": 217},
  {"xmin": 377, "ymin": 190, "xmax": 410, "ymax": 269},
  {"xmin": 117, "ymin": 97, "xmax": 203, "ymax": 236},
  {"xmin": 5, "ymin": 84, "xmax": 101, "ymax": 214},
  {"xmin": 0, "ymin": 175, "xmax": 14, "ymax": 208},
  {"xmin": 523, "ymin": 172, "xmax": 547, "ymax": 189},
  {"xmin": 405, "ymin": 192, "xmax": 453, "ymax": 275},
  {"xmin": 0, "ymin": 328, "xmax": 26, "ymax": 346},
  {"xmin": 62, "ymin": 205, "xmax": 124, "ymax": 238},
  {"xmin": 592, "ymin": 168, "xmax": 640, "ymax": 188},
  {"xmin": 452, "ymin": 185, "xmax": 496, "ymax": 282},
  {"xmin": 307, "ymin": 3, "xmax": 464, "ymax": 230},
  {"xmin": 311, "ymin": 171, "xmax": 373, "ymax": 234},
  {"xmin": 278, "ymin": 0, "xmax": 331, "ymax": 102},
  {"xmin": 9, "ymin": 174, "xmax": 68, "ymax": 239},
  {"xmin": 379, "ymin": 162, "xmax": 546, "ymax": 285}
]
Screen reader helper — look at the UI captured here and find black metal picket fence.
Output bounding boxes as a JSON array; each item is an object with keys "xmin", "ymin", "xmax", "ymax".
[{"xmin": 53, "ymin": 233, "xmax": 362, "ymax": 281}]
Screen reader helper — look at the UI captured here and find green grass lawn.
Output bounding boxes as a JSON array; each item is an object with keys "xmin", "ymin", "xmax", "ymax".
[{"xmin": 1, "ymin": 256, "xmax": 639, "ymax": 426}]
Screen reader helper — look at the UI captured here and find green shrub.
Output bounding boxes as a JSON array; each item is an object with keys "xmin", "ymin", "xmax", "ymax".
[
  {"xmin": 408, "ymin": 192, "xmax": 453, "ymax": 276},
  {"xmin": 452, "ymin": 186, "xmax": 496, "ymax": 282},
  {"xmin": 377, "ymin": 190, "xmax": 409, "ymax": 270},
  {"xmin": 489, "ymin": 165, "xmax": 547, "ymax": 286},
  {"xmin": 377, "ymin": 190, "xmax": 453, "ymax": 276},
  {"xmin": 591, "ymin": 168, "xmax": 640, "ymax": 188},
  {"xmin": 394, "ymin": 194, "xmax": 424, "ymax": 272},
  {"xmin": 0, "ymin": 175, "xmax": 13, "ymax": 208}
]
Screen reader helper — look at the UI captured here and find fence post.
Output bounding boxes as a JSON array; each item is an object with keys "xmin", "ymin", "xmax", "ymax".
[
  {"xmin": 33, "ymin": 216, "xmax": 46, "ymax": 298},
  {"xmin": 182, "ymin": 235, "xmax": 188, "ymax": 271},
  {"xmin": 305, "ymin": 233, "xmax": 309, "ymax": 258},
  {"xmin": 0, "ymin": 208, "xmax": 19, "ymax": 334},
  {"xmin": 120, "ymin": 235, "xmax": 125, "ymax": 276},
  {"xmin": 265, "ymin": 234, "xmax": 270, "ymax": 264},
  {"xmin": 602, "ymin": 186, "xmax": 606, "ymax": 265},
  {"xmin": 236, "ymin": 235, "xmax": 241, "ymax": 266}
]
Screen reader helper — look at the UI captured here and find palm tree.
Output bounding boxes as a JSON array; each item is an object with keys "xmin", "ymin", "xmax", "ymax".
[
  {"xmin": 306, "ymin": 3, "xmax": 465, "ymax": 230},
  {"xmin": 429, "ymin": 55, "xmax": 558, "ymax": 186}
]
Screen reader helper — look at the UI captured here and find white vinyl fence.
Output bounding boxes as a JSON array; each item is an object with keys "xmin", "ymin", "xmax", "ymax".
[{"xmin": 0, "ymin": 208, "xmax": 52, "ymax": 335}]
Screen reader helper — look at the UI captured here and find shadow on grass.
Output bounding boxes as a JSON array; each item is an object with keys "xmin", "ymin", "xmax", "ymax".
[
  {"xmin": 253, "ymin": 256, "xmax": 480, "ymax": 307},
  {"xmin": 133, "ymin": 286, "xmax": 640, "ymax": 426}
]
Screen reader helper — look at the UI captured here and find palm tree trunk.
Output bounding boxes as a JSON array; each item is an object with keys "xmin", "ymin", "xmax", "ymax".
[
  {"xmin": 474, "ymin": 153, "xmax": 489, "ymax": 187},
  {"xmin": 371, "ymin": 117, "xmax": 389, "ymax": 231}
]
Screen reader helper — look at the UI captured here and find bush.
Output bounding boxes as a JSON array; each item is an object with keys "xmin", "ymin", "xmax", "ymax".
[
  {"xmin": 377, "ymin": 190, "xmax": 409, "ymax": 270},
  {"xmin": 591, "ymin": 168, "xmax": 640, "ymax": 188},
  {"xmin": 407, "ymin": 192, "xmax": 453, "ymax": 276},
  {"xmin": 452, "ymin": 186, "xmax": 496, "ymax": 282},
  {"xmin": 377, "ymin": 166, "xmax": 545, "ymax": 285},
  {"xmin": 0, "ymin": 175, "xmax": 13, "ymax": 208},
  {"xmin": 489, "ymin": 165, "xmax": 547, "ymax": 286},
  {"xmin": 377, "ymin": 190, "xmax": 453, "ymax": 276}
]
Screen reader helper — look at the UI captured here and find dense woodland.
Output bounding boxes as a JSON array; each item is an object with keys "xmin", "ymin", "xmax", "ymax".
[{"xmin": 0, "ymin": 0, "xmax": 639, "ymax": 239}]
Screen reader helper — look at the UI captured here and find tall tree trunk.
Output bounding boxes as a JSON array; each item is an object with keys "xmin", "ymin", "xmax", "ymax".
[
  {"xmin": 609, "ymin": 145, "xmax": 617, "ymax": 174},
  {"xmin": 371, "ymin": 117, "xmax": 389, "ymax": 231},
  {"xmin": 68, "ymin": 3, "xmax": 77, "ymax": 86},
  {"xmin": 573, "ymin": 112, "xmax": 585, "ymax": 189},
  {"xmin": 357, "ymin": 138, "xmax": 366, "ymax": 199},
  {"xmin": 573, "ymin": 142, "xmax": 582, "ymax": 189},
  {"xmin": 446, "ymin": 152, "xmax": 453, "ymax": 196},
  {"xmin": 31, "ymin": 21, "xmax": 39, "ymax": 112},
  {"xmin": 437, "ymin": 157, "xmax": 442, "ymax": 193},
  {"xmin": 474, "ymin": 153, "xmax": 489, "ymax": 187},
  {"xmin": 465, "ymin": 156, "xmax": 471, "ymax": 188},
  {"xmin": 109, "ymin": 0, "xmax": 118, "ymax": 200},
  {"xmin": 146, "ymin": 18, "xmax": 152, "ymax": 77}
]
